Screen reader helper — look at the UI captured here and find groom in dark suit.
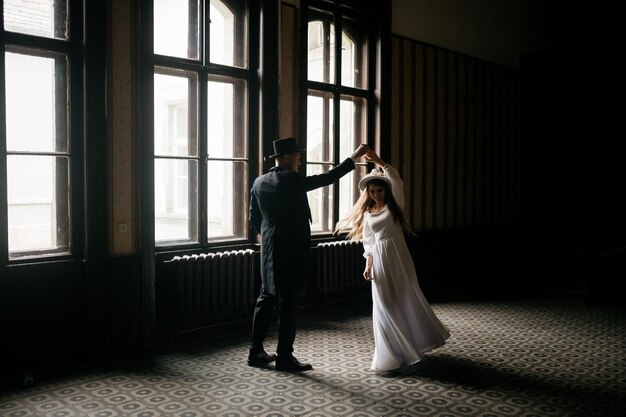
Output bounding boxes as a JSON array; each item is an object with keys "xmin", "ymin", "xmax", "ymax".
[{"xmin": 248, "ymin": 138, "xmax": 369, "ymax": 371}]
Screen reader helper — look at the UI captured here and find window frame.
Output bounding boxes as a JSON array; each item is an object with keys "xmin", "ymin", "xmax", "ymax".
[
  {"xmin": 149, "ymin": 0, "xmax": 259, "ymax": 251},
  {"xmin": 0, "ymin": 0, "xmax": 85, "ymax": 264},
  {"xmin": 299, "ymin": 0, "xmax": 378, "ymax": 236}
]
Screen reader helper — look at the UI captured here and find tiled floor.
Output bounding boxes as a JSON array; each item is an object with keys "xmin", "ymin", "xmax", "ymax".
[{"xmin": 1, "ymin": 297, "xmax": 625, "ymax": 416}]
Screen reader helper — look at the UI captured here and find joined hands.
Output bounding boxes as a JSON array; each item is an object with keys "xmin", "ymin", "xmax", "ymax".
[{"xmin": 351, "ymin": 144, "xmax": 370, "ymax": 159}]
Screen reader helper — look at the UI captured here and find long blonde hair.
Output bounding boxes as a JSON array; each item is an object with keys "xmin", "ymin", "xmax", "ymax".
[{"xmin": 334, "ymin": 178, "xmax": 415, "ymax": 240}]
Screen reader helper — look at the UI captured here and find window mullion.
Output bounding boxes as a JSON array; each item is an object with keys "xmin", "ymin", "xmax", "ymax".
[
  {"xmin": 0, "ymin": 44, "xmax": 7, "ymax": 264},
  {"xmin": 189, "ymin": 0, "xmax": 200, "ymax": 60},
  {"xmin": 332, "ymin": 90, "xmax": 341, "ymax": 225},
  {"xmin": 202, "ymin": 0, "xmax": 209, "ymax": 66},
  {"xmin": 332, "ymin": 13, "xmax": 343, "ymax": 226},
  {"xmin": 334, "ymin": 13, "xmax": 342, "ymax": 88},
  {"xmin": 322, "ymin": 20, "xmax": 330, "ymax": 84},
  {"xmin": 199, "ymin": 69, "xmax": 208, "ymax": 245},
  {"xmin": 322, "ymin": 94, "xmax": 330, "ymax": 163},
  {"xmin": 3, "ymin": 33, "xmax": 73, "ymax": 55}
]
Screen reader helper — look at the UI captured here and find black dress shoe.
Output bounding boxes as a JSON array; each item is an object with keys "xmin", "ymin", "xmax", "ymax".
[
  {"xmin": 247, "ymin": 351, "xmax": 277, "ymax": 367},
  {"xmin": 275, "ymin": 355, "xmax": 313, "ymax": 372}
]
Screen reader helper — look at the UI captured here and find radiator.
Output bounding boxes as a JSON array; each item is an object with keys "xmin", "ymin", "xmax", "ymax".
[
  {"xmin": 164, "ymin": 242, "xmax": 366, "ymax": 331},
  {"xmin": 167, "ymin": 249, "xmax": 259, "ymax": 326},
  {"xmin": 316, "ymin": 240, "xmax": 367, "ymax": 294}
]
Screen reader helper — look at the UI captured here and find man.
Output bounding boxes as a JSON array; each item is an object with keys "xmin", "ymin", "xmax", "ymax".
[{"xmin": 248, "ymin": 137, "xmax": 369, "ymax": 371}]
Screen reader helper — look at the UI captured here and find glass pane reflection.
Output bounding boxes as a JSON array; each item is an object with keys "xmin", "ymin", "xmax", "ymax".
[
  {"xmin": 5, "ymin": 51, "xmax": 68, "ymax": 153},
  {"xmin": 154, "ymin": 0, "xmax": 200, "ymax": 59},
  {"xmin": 7, "ymin": 155, "xmax": 70, "ymax": 256},
  {"xmin": 4, "ymin": 0, "xmax": 68, "ymax": 40},
  {"xmin": 155, "ymin": 158, "xmax": 199, "ymax": 243}
]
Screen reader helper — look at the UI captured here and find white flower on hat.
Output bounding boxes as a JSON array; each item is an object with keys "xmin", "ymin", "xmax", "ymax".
[{"xmin": 358, "ymin": 168, "xmax": 391, "ymax": 190}]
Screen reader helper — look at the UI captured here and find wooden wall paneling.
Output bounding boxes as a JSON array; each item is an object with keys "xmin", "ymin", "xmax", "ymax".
[
  {"xmin": 494, "ymin": 69, "xmax": 501, "ymax": 223},
  {"xmin": 511, "ymin": 69, "xmax": 522, "ymax": 223},
  {"xmin": 506, "ymin": 70, "xmax": 514, "ymax": 223},
  {"xmin": 514, "ymin": 71, "xmax": 521, "ymax": 223},
  {"xmin": 394, "ymin": 38, "xmax": 405, "ymax": 185},
  {"xmin": 424, "ymin": 46, "xmax": 435, "ymax": 229},
  {"xmin": 407, "ymin": 41, "xmax": 418, "ymax": 229},
  {"xmin": 413, "ymin": 43, "xmax": 426, "ymax": 230},
  {"xmin": 390, "ymin": 36, "xmax": 401, "ymax": 169},
  {"xmin": 501, "ymin": 70, "xmax": 510, "ymax": 223},
  {"xmin": 508, "ymin": 69, "xmax": 516, "ymax": 223},
  {"xmin": 401, "ymin": 40, "xmax": 415, "ymax": 226},
  {"xmin": 109, "ymin": 256, "xmax": 142, "ymax": 353},
  {"xmin": 498, "ymin": 69, "xmax": 507, "ymax": 224},
  {"xmin": 489, "ymin": 63, "xmax": 498, "ymax": 225},
  {"xmin": 436, "ymin": 49, "xmax": 447, "ymax": 229},
  {"xmin": 504, "ymin": 70, "xmax": 512, "ymax": 222},
  {"xmin": 495, "ymin": 68, "xmax": 504, "ymax": 225},
  {"xmin": 447, "ymin": 51, "xmax": 457, "ymax": 229},
  {"xmin": 512, "ymin": 70, "xmax": 519, "ymax": 222},
  {"xmin": 502, "ymin": 69, "xmax": 510, "ymax": 224},
  {"xmin": 488, "ymin": 65, "xmax": 498, "ymax": 225},
  {"xmin": 511, "ymin": 70, "xmax": 520, "ymax": 223},
  {"xmin": 484, "ymin": 63, "xmax": 494, "ymax": 226},
  {"xmin": 279, "ymin": 4, "xmax": 297, "ymax": 138},
  {"xmin": 465, "ymin": 58, "xmax": 476, "ymax": 227},
  {"xmin": 492, "ymin": 68, "xmax": 500, "ymax": 224},
  {"xmin": 390, "ymin": 35, "xmax": 520, "ymax": 231},
  {"xmin": 456, "ymin": 55, "xmax": 466, "ymax": 228},
  {"xmin": 474, "ymin": 60, "xmax": 484, "ymax": 227}
]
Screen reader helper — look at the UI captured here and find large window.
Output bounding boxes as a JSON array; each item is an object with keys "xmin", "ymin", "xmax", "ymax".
[
  {"xmin": 2, "ymin": 0, "xmax": 81, "ymax": 259},
  {"xmin": 305, "ymin": 6, "xmax": 373, "ymax": 233},
  {"xmin": 153, "ymin": 0, "xmax": 252, "ymax": 246}
]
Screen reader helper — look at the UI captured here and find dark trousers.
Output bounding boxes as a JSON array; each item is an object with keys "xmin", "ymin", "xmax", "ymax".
[{"xmin": 249, "ymin": 288, "xmax": 297, "ymax": 356}]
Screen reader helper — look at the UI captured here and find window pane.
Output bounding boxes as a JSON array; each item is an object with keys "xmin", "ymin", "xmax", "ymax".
[
  {"xmin": 339, "ymin": 96, "xmax": 366, "ymax": 157},
  {"xmin": 207, "ymin": 160, "xmax": 247, "ymax": 240},
  {"xmin": 154, "ymin": 0, "xmax": 200, "ymax": 59},
  {"xmin": 5, "ymin": 51, "xmax": 68, "ymax": 153},
  {"xmin": 307, "ymin": 164, "xmax": 334, "ymax": 233},
  {"xmin": 307, "ymin": 91, "xmax": 334, "ymax": 163},
  {"xmin": 341, "ymin": 21, "xmax": 367, "ymax": 89},
  {"xmin": 207, "ymin": 78, "xmax": 247, "ymax": 158},
  {"xmin": 307, "ymin": 16, "xmax": 334, "ymax": 84},
  {"xmin": 210, "ymin": 0, "xmax": 246, "ymax": 67},
  {"xmin": 3, "ymin": 0, "xmax": 68, "ymax": 40},
  {"xmin": 7, "ymin": 155, "xmax": 70, "ymax": 256},
  {"xmin": 155, "ymin": 158, "xmax": 199, "ymax": 243},
  {"xmin": 338, "ymin": 96, "xmax": 367, "ymax": 222},
  {"xmin": 154, "ymin": 71, "xmax": 198, "ymax": 157}
]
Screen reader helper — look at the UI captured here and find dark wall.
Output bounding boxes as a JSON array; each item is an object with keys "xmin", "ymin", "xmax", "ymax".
[
  {"xmin": 390, "ymin": 36, "xmax": 521, "ymax": 231},
  {"xmin": 520, "ymin": 48, "xmax": 625, "ymax": 302},
  {"xmin": 388, "ymin": 34, "xmax": 624, "ymax": 302},
  {"xmin": 388, "ymin": 36, "xmax": 525, "ymax": 297}
]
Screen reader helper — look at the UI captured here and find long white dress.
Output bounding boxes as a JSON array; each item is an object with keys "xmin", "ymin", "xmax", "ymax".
[{"xmin": 363, "ymin": 166, "xmax": 450, "ymax": 371}]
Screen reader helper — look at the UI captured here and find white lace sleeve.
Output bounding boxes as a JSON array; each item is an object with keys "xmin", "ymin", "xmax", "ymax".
[
  {"xmin": 362, "ymin": 215, "xmax": 375, "ymax": 258},
  {"xmin": 384, "ymin": 165, "xmax": 404, "ymax": 209}
]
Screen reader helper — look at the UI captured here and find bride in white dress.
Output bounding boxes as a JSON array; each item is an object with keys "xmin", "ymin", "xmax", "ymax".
[{"xmin": 336, "ymin": 150, "xmax": 449, "ymax": 372}]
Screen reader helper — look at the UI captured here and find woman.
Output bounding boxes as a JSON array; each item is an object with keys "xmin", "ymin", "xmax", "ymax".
[{"xmin": 336, "ymin": 150, "xmax": 449, "ymax": 372}]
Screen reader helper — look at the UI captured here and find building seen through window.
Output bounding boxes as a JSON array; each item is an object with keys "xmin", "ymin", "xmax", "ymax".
[
  {"xmin": 306, "ymin": 9, "xmax": 371, "ymax": 233},
  {"xmin": 153, "ymin": 0, "xmax": 249, "ymax": 246},
  {"xmin": 3, "ymin": 0, "xmax": 72, "ymax": 258}
]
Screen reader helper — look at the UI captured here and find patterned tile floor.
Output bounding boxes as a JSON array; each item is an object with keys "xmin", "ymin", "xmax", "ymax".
[{"xmin": 1, "ymin": 296, "xmax": 625, "ymax": 417}]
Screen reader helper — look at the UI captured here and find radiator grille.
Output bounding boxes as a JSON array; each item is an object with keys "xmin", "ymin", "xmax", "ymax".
[
  {"xmin": 164, "ymin": 242, "xmax": 367, "ymax": 332},
  {"xmin": 167, "ymin": 249, "xmax": 259, "ymax": 327},
  {"xmin": 316, "ymin": 240, "xmax": 367, "ymax": 294}
]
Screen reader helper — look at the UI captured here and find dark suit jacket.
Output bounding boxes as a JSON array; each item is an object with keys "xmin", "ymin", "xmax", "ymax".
[{"xmin": 250, "ymin": 158, "xmax": 356, "ymax": 295}]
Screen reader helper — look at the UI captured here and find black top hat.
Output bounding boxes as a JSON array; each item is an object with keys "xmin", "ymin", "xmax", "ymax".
[{"xmin": 268, "ymin": 137, "xmax": 306, "ymax": 159}]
